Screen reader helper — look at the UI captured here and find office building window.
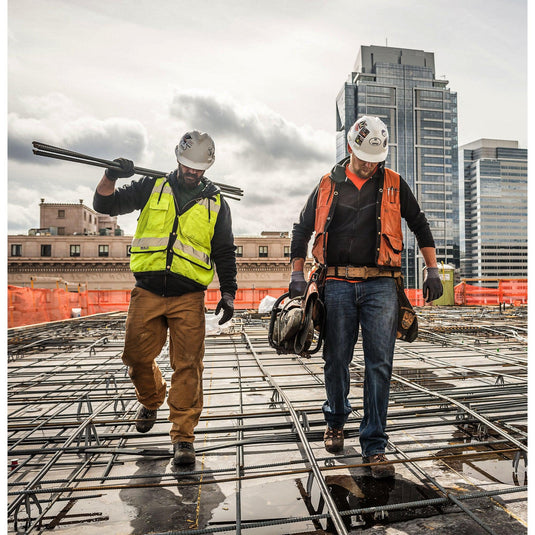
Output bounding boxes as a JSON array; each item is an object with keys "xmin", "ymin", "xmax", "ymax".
[
  {"xmin": 236, "ymin": 245, "xmax": 243, "ymax": 257},
  {"xmin": 99, "ymin": 245, "xmax": 109, "ymax": 257},
  {"xmin": 11, "ymin": 244, "xmax": 22, "ymax": 257},
  {"xmin": 58, "ymin": 227, "xmax": 66, "ymax": 236},
  {"xmin": 284, "ymin": 246, "xmax": 290, "ymax": 258},
  {"xmin": 259, "ymin": 246, "xmax": 268, "ymax": 258},
  {"xmin": 41, "ymin": 244, "xmax": 52, "ymax": 257},
  {"xmin": 58, "ymin": 209, "xmax": 65, "ymax": 218},
  {"xmin": 70, "ymin": 245, "xmax": 81, "ymax": 257}
]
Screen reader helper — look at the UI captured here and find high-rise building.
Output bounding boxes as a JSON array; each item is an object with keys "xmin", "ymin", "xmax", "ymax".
[
  {"xmin": 461, "ymin": 139, "xmax": 527, "ymax": 280},
  {"xmin": 336, "ymin": 45, "xmax": 459, "ymax": 288}
]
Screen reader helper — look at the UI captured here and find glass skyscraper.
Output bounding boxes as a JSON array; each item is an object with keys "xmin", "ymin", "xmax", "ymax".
[
  {"xmin": 462, "ymin": 139, "xmax": 527, "ymax": 279},
  {"xmin": 336, "ymin": 45, "xmax": 459, "ymax": 288}
]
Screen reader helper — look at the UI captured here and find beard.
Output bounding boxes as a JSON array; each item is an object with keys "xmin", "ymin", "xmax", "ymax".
[{"xmin": 178, "ymin": 168, "xmax": 202, "ymax": 190}]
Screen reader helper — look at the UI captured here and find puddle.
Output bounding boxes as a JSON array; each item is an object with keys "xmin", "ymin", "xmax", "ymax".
[
  {"xmin": 435, "ymin": 437, "xmax": 527, "ymax": 486},
  {"xmin": 389, "ymin": 366, "xmax": 456, "ymax": 392},
  {"xmin": 209, "ymin": 473, "xmax": 443, "ymax": 533},
  {"xmin": 309, "ymin": 473, "xmax": 442, "ymax": 532},
  {"xmin": 209, "ymin": 479, "xmax": 317, "ymax": 534},
  {"xmin": 119, "ymin": 458, "xmax": 226, "ymax": 534}
]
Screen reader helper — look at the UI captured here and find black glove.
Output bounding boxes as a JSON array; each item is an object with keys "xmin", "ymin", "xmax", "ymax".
[
  {"xmin": 422, "ymin": 267, "xmax": 443, "ymax": 302},
  {"xmin": 289, "ymin": 271, "xmax": 307, "ymax": 298},
  {"xmin": 215, "ymin": 292, "xmax": 234, "ymax": 325},
  {"xmin": 105, "ymin": 158, "xmax": 135, "ymax": 180}
]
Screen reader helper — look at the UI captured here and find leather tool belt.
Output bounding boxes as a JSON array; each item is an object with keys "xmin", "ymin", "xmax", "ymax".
[{"xmin": 326, "ymin": 266, "xmax": 401, "ymax": 279}]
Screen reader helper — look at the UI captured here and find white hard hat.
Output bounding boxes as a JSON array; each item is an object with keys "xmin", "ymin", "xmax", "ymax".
[
  {"xmin": 347, "ymin": 116, "xmax": 389, "ymax": 163},
  {"xmin": 175, "ymin": 130, "xmax": 215, "ymax": 171}
]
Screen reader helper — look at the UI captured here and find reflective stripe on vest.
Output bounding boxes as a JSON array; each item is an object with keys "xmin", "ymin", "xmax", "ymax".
[
  {"xmin": 311, "ymin": 168, "xmax": 403, "ymax": 268},
  {"xmin": 129, "ymin": 177, "xmax": 220, "ymax": 286}
]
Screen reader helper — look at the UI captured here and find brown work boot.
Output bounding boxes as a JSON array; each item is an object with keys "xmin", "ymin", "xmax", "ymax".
[
  {"xmin": 135, "ymin": 406, "xmax": 158, "ymax": 433},
  {"xmin": 173, "ymin": 441, "xmax": 196, "ymax": 465},
  {"xmin": 324, "ymin": 426, "xmax": 344, "ymax": 453},
  {"xmin": 362, "ymin": 453, "xmax": 395, "ymax": 478}
]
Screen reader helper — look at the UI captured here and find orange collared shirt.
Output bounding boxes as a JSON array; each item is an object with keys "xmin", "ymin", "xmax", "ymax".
[{"xmin": 345, "ymin": 164, "xmax": 376, "ymax": 190}]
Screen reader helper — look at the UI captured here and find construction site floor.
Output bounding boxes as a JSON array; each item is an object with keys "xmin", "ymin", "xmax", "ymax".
[{"xmin": 7, "ymin": 306, "xmax": 527, "ymax": 534}]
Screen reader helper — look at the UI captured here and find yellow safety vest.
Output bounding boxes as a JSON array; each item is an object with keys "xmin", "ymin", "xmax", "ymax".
[{"xmin": 129, "ymin": 177, "xmax": 221, "ymax": 286}]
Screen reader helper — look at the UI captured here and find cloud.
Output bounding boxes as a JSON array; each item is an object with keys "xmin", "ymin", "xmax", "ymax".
[
  {"xmin": 8, "ymin": 93, "xmax": 150, "ymax": 164},
  {"xmin": 169, "ymin": 89, "xmax": 333, "ymax": 170},
  {"xmin": 8, "ymin": 90, "xmax": 333, "ymax": 237}
]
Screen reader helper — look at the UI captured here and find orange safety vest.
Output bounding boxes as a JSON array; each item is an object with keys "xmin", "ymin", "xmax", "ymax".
[{"xmin": 311, "ymin": 168, "xmax": 403, "ymax": 268}]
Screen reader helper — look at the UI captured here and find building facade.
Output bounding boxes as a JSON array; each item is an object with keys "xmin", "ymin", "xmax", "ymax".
[
  {"xmin": 8, "ymin": 203, "xmax": 305, "ymax": 291},
  {"xmin": 336, "ymin": 45, "xmax": 459, "ymax": 287},
  {"xmin": 461, "ymin": 139, "xmax": 527, "ymax": 279}
]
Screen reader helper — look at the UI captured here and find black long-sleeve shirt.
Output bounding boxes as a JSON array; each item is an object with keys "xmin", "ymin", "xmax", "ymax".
[
  {"xmin": 291, "ymin": 159, "xmax": 435, "ymax": 266},
  {"xmin": 93, "ymin": 170, "xmax": 237, "ymax": 297}
]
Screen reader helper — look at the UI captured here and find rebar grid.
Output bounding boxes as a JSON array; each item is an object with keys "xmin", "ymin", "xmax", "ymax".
[{"xmin": 7, "ymin": 309, "xmax": 527, "ymax": 534}]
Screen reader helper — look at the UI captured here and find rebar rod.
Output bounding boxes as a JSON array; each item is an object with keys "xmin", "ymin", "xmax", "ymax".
[
  {"xmin": 32, "ymin": 141, "xmax": 243, "ymax": 199},
  {"xmin": 241, "ymin": 331, "xmax": 349, "ymax": 535}
]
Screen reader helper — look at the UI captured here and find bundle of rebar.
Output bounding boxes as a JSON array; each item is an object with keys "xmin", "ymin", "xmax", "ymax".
[{"xmin": 32, "ymin": 141, "xmax": 244, "ymax": 201}]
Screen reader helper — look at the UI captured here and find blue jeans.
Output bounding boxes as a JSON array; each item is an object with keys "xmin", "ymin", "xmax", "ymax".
[{"xmin": 321, "ymin": 277, "xmax": 398, "ymax": 456}]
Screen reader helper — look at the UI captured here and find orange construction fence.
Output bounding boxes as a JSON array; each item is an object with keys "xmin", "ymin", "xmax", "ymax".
[
  {"xmin": 454, "ymin": 279, "xmax": 527, "ymax": 306},
  {"xmin": 7, "ymin": 279, "xmax": 527, "ymax": 329}
]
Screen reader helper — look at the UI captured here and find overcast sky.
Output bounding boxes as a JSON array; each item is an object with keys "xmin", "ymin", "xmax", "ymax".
[{"xmin": 7, "ymin": 0, "xmax": 528, "ymax": 237}]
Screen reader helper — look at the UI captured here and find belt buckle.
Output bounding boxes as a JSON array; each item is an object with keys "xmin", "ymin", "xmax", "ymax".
[{"xmin": 345, "ymin": 266, "xmax": 350, "ymax": 278}]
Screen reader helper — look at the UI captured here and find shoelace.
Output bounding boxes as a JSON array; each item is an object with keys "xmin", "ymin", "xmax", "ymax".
[
  {"xmin": 324, "ymin": 428, "xmax": 343, "ymax": 439},
  {"xmin": 369, "ymin": 453, "xmax": 388, "ymax": 462}
]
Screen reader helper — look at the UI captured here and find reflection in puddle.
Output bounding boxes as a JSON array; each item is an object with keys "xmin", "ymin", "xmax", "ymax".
[
  {"xmin": 209, "ymin": 479, "xmax": 317, "ymax": 534},
  {"xmin": 209, "ymin": 473, "xmax": 443, "ymax": 534},
  {"xmin": 119, "ymin": 458, "xmax": 225, "ymax": 534},
  {"xmin": 308, "ymin": 473, "xmax": 442, "ymax": 532},
  {"xmin": 436, "ymin": 433, "xmax": 527, "ymax": 487}
]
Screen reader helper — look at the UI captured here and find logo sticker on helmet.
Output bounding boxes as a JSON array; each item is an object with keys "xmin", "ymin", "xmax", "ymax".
[
  {"xmin": 179, "ymin": 134, "xmax": 193, "ymax": 150},
  {"xmin": 369, "ymin": 137, "xmax": 382, "ymax": 146}
]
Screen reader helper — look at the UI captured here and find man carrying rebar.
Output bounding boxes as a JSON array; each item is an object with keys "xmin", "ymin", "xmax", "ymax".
[
  {"xmin": 289, "ymin": 116, "xmax": 443, "ymax": 478},
  {"xmin": 93, "ymin": 130, "xmax": 237, "ymax": 465}
]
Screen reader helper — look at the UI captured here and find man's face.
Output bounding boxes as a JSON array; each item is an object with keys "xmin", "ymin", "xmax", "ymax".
[
  {"xmin": 350, "ymin": 153, "xmax": 378, "ymax": 180},
  {"xmin": 178, "ymin": 164, "xmax": 204, "ymax": 189}
]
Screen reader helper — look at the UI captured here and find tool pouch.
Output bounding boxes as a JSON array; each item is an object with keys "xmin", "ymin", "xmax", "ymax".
[{"xmin": 395, "ymin": 275, "xmax": 418, "ymax": 342}]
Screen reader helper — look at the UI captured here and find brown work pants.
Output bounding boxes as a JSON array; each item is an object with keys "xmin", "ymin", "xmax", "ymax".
[{"xmin": 122, "ymin": 287, "xmax": 205, "ymax": 443}]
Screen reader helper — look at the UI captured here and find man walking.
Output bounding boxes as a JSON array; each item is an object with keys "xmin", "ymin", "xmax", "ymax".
[
  {"xmin": 94, "ymin": 130, "xmax": 237, "ymax": 465},
  {"xmin": 289, "ymin": 116, "xmax": 442, "ymax": 478}
]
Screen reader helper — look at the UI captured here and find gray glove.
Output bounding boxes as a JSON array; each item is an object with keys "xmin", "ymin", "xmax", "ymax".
[
  {"xmin": 289, "ymin": 271, "xmax": 307, "ymax": 298},
  {"xmin": 105, "ymin": 158, "xmax": 135, "ymax": 180},
  {"xmin": 215, "ymin": 292, "xmax": 234, "ymax": 324},
  {"xmin": 422, "ymin": 267, "xmax": 443, "ymax": 302}
]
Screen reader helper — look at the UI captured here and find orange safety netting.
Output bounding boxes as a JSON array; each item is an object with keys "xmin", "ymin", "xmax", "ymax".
[
  {"xmin": 8, "ymin": 286, "xmax": 131, "ymax": 328},
  {"xmin": 454, "ymin": 280, "xmax": 527, "ymax": 306},
  {"xmin": 205, "ymin": 287, "xmax": 288, "ymax": 310},
  {"xmin": 8, "ymin": 279, "xmax": 527, "ymax": 328}
]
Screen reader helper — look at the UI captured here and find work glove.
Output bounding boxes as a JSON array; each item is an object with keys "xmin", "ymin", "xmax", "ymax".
[
  {"xmin": 215, "ymin": 292, "xmax": 234, "ymax": 325},
  {"xmin": 289, "ymin": 271, "xmax": 307, "ymax": 298},
  {"xmin": 422, "ymin": 267, "xmax": 443, "ymax": 302},
  {"xmin": 105, "ymin": 158, "xmax": 135, "ymax": 181}
]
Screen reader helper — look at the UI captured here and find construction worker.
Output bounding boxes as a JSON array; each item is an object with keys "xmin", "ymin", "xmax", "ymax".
[
  {"xmin": 289, "ymin": 116, "xmax": 442, "ymax": 478},
  {"xmin": 93, "ymin": 130, "xmax": 237, "ymax": 465}
]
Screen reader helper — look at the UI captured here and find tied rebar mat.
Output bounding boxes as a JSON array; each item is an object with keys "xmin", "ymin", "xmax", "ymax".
[{"xmin": 8, "ymin": 307, "xmax": 527, "ymax": 534}]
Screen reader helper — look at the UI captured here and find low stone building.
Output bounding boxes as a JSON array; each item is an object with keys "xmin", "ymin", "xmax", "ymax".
[{"xmin": 8, "ymin": 202, "xmax": 310, "ymax": 291}]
